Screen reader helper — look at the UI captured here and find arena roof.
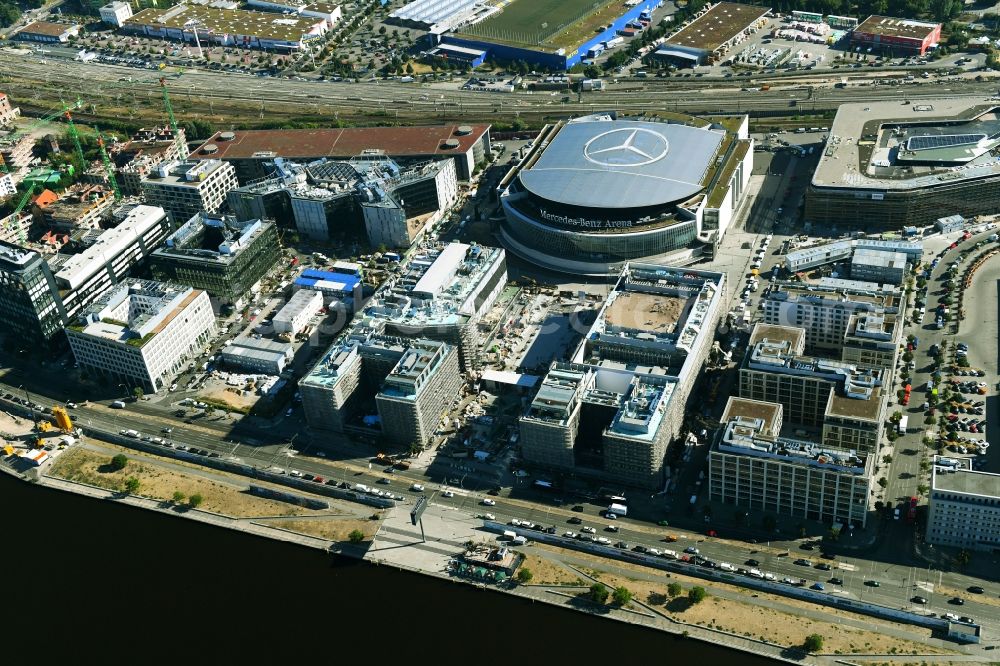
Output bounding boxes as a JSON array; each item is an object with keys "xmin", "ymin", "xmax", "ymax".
[
  {"xmin": 518, "ymin": 118, "xmax": 724, "ymax": 209},
  {"xmin": 192, "ymin": 125, "xmax": 490, "ymax": 160}
]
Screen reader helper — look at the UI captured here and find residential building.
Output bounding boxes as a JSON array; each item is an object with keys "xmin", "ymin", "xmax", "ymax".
[
  {"xmin": 99, "ymin": 1, "xmax": 133, "ymax": 26},
  {"xmin": 927, "ymin": 459, "xmax": 1000, "ymax": 552},
  {"xmin": 149, "ymin": 213, "xmax": 280, "ymax": 306},
  {"xmin": 40, "ymin": 184, "xmax": 115, "ymax": 232},
  {"xmin": 140, "ymin": 159, "xmax": 238, "ymax": 225},
  {"xmin": 0, "ymin": 132, "xmax": 34, "ymax": 172},
  {"xmin": 220, "ymin": 336, "xmax": 293, "ymax": 375},
  {"xmin": 709, "ymin": 411, "xmax": 873, "ymax": 528},
  {"xmin": 850, "ymin": 248, "xmax": 909, "ymax": 285},
  {"xmin": 15, "ymin": 21, "xmax": 80, "ymax": 43},
  {"xmin": 66, "ymin": 279, "xmax": 215, "ymax": 392},
  {"xmin": 762, "ymin": 281, "xmax": 902, "ymax": 355},
  {"xmin": 841, "ymin": 312, "xmax": 901, "ymax": 371},
  {"xmin": 0, "ymin": 211, "xmax": 30, "ymax": 245},
  {"xmin": 272, "ymin": 289, "xmax": 323, "ymax": 336},
  {"xmin": 376, "ymin": 338, "xmax": 462, "ymax": 447},
  {"xmin": 357, "ymin": 242, "xmax": 507, "ymax": 371},
  {"xmin": 739, "ymin": 323, "xmax": 885, "ymax": 451},
  {"xmin": 0, "ymin": 92, "xmax": 20, "ymax": 127},
  {"xmin": 520, "ymin": 263, "xmax": 726, "ymax": 488},
  {"xmin": 0, "ymin": 172, "xmax": 16, "ymax": 198},
  {"xmin": 115, "ymin": 126, "xmax": 189, "ymax": 195},
  {"xmin": 0, "ymin": 241, "xmax": 66, "ymax": 345},
  {"xmin": 300, "ymin": 332, "xmax": 462, "ymax": 445}
]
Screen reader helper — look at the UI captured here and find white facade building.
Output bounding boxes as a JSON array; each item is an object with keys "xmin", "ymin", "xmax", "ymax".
[
  {"xmin": 66, "ymin": 280, "xmax": 215, "ymax": 393},
  {"xmin": 99, "ymin": 1, "xmax": 134, "ymax": 27},
  {"xmin": 272, "ymin": 289, "xmax": 323, "ymax": 335},
  {"xmin": 927, "ymin": 460, "xmax": 1000, "ymax": 552},
  {"xmin": 140, "ymin": 159, "xmax": 238, "ymax": 225}
]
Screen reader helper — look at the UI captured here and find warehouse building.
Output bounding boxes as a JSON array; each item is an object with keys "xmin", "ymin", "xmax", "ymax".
[
  {"xmin": 16, "ymin": 21, "xmax": 80, "ymax": 43},
  {"xmin": 655, "ymin": 2, "xmax": 769, "ymax": 67},
  {"xmin": 220, "ymin": 336, "xmax": 293, "ymax": 374},
  {"xmin": 149, "ymin": 213, "xmax": 280, "ymax": 306},
  {"xmin": 806, "ymin": 98, "xmax": 1000, "ymax": 228},
  {"xmin": 927, "ymin": 459, "xmax": 1000, "ymax": 552},
  {"xmin": 66, "ymin": 279, "xmax": 215, "ymax": 393},
  {"xmin": 520, "ymin": 263, "xmax": 726, "ymax": 488},
  {"xmin": 272, "ymin": 289, "xmax": 323, "ymax": 336},
  {"xmin": 141, "ymin": 159, "xmax": 238, "ymax": 225},
  {"xmin": 851, "ymin": 15, "xmax": 941, "ymax": 55},
  {"xmin": 294, "ymin": 268, "xmax": 361, "ymax": 306},
  {"xmin": 123, "ymin": 4, "xmax": 328, "ymax": 51},
  {"xmin": 246, "ymin": 0, "xmax": 342, "ymax": 27},
  {"xmin": 193, "ymin": 124, "xmax": 491, "ymax": 183},
  {"xmin": 784, "ymin": 238, "xmax": 922, "ymax": 273},
  {"xmin": 709, "ymin": 409, "xmax": 873, "ymax": 528}
]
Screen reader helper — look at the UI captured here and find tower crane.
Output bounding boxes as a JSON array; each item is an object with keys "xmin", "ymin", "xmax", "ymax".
[
  {"xmin": 159, "ymin": 77, "xmax": 189, "ymax": 159},
  {"xmin": 95, "ymin": 127, "xmax": 122, "ymax": 201}
]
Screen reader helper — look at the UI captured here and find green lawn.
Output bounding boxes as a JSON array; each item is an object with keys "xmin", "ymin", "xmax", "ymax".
[{"xmin": 457, "ymin": 0, "xmax": 624, "ymax": 52}]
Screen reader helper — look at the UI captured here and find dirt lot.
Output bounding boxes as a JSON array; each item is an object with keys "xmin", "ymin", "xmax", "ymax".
[
  {"xmin": 49, "ymin": 446, "xmax": 319, "ymax": 519},
  {"xmin": 197, "ymin": 380, "xmax": 260, "ymax": 412},
  {"xmin": 518, "ymin": 552, "xmax": 585, "ymax": 586},
  {"xmin": 264, "ymin": 517, "xmax": 379, "ymax": 542},
  {"xmin": 531, "ymin": 544, "xmax": 952, "ymax": 655}
]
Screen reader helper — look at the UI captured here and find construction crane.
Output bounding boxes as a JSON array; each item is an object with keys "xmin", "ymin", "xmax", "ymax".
[
  {"xmin": 95, "ymin": 127, "xmax": 122, "ymax": 201},
  {"xmin": 62, "ymin": 108, "xmax": 87, "ymax": 170},
  {"xmin": 159, "ymin": 77, "xmax": 189, "ymax": 159},
  {"xmin": 0, "ymin": 99, "xmax": 84, "ymax": 177}
]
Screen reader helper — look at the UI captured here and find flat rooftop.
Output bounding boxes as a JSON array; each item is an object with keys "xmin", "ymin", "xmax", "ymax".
[
  {"xmin": 721, "ymin": 397, "xmax": 781, "ymax": 435},
  {"xmin": 193, "ymin": 125, "xmax": 490, "ymax": 161},
  {"xmin": 126, "ymin": 5, "xmax": 324, "ymax": 42},
  {"xmin": 750, "ymin": 323, "xmax": 805, "ymax": 349},
  {"xmin": 827, "ymin": 386, "xmax": 882, "ymax": 422},
  {"xmin": 812, "ymin": 98, "xmax": 1000, "ymax": 191},
  {"xmin": 604, "ymin": 291, "xmax": 687, "ymax": 335},
  {"xmin": 20, "ymin": 21, "xmax": 75, "ymax": 37},
  {"xmin": 933, "ymin": 467, "xmax": 1000, "ymax": 498},
  {"xmin": 854, "ymin": 15, "xmax": 939, "ymax": 40},
  {"xmin": 664, "ymin": 2, "xmax": 768, "ymax": 53}
]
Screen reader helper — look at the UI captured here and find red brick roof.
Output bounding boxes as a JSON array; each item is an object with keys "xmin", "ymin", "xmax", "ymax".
[{"xmin": 191, "ymin": 124, "xmax": 491, "ymax": 161}]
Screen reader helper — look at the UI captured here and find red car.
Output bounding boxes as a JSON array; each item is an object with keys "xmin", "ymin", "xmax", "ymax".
[{"xmin": 707, "ymin": 530, "xmax": 718, "ymax": 537}]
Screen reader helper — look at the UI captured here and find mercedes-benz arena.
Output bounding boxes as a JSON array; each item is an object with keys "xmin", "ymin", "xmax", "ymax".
[{"xmin": 498, "ymin": 114, "xmax": 752, "ymax": 275}]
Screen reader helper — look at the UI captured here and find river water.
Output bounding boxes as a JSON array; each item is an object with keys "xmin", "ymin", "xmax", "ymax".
[{"xmin": 3, "ymin": 473, "xmax": 777, "ymax": 663}]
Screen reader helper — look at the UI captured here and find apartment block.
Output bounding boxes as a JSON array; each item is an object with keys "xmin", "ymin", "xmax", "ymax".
[
  {"xmin": 762, "ymin": 281, "xmax": 901, "ymax": 355},
  {"xmin": 141, "ymin": 159, "xmax": 237, "ymax": 225},
  {"xmin": 927, "ymin": 459, "xmax": 1000, "ymax": 552},
  {"xmin": 149, "ymin": 213, "xmax": 280, "ymax": 305},
  {"xmin": 358, "ymin": 242, "xmax": 507, "ymax": 371},
  {"xmin": 0, "ymin": 92, "xmax": 20, "ymax": 127},
  {"xmin": 520, "ymin": 263, "xmax": 726, "ymax": 488},
  {"xmin": 709, "ymin": 412, "xmax": 873, "ymax": 528},
  {"xmin": 115, "ymin": 126, "xmax": 188, "ymax": 195},
  {"xmin": 40, "ymin": 184, "xmax": 116, "ymax": 232},
  {"xmin": 0, "ymin": 132, "xmax": 34, "ymax": 172},
  {"xmin": 66, "ymin": 279, "xmax": 215, "ymax": 392}
]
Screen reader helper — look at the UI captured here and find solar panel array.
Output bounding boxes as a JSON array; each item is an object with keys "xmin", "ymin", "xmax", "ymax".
[{"xmin": 906, "ymin": 134, "xmax": 985, "ymax": 151}]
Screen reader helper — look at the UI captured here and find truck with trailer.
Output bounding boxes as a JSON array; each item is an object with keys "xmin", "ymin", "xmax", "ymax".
[
  {"xmin": 604, "ymin": 36, "xmax": 624, "ymax": 49},
  {"xmin": 606, "ymin": 502, "xmax": 628, "ymax": 517}
]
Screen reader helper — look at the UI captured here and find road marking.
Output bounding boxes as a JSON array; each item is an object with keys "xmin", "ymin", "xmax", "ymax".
[
  {"xmin": 915, "ymin": 581, "xmax": 935, "ymax": 593},
  {"xmin": 837, "ymin": 563, "xmax": 857, "ymax": 571}
]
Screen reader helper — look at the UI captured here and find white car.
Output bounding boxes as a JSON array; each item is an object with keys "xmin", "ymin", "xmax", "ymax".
[
  {"xmin": 481, "ymin": 498, "xmax": 496, "ymax": 506},
  {"xmin": 581, "ymin": 526, "xmax": 596, "ymax": 534},
  {"xmin": 169, "ymin": 383, "xmax": 177, "ymax": 392},
  {"xmin": 483, "ymin": 513, "xmax": 495, "ymax": 520},
  {"xmin": 442, "ymin": 490, "xmax": 455, "ymax": 498},
  {"xmin": 410, "ymin": 483, "xmax": 425, "ymax": 492}
]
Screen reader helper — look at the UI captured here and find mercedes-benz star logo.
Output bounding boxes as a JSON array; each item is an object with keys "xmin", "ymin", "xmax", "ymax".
[{"xmin": 583, "ymin": 127, "xmax": 669, "ymax": 167}]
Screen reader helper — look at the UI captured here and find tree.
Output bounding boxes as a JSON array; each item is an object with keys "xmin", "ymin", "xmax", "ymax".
[
  {"xmin": 955, "ymin": 549, "xmax": 971, "ymax": 566},
  {"xmin": 109, "ymin": 453, "xmax": 128, "ymax": 471},
  {"xmin": 171, "ymin": 491, "xmax": 186, "ymax": 504},
  {"xmin": 348, "ymin": 529, "xmax": 365, "ymax": 544},
  {"xmin": 516, "ymin": 567, "xmax": 533, "ymax": 584},
  {"xmin": 123, "ymin": 477, "xmax": 140, "ymax": 495},
  {"xmin": 612, "ymin": 586, "xmax": 633, "ymax": 606},
  {"xmin": 590, "ymin": 582, "xmax": 610, "ymax": 604},
  {"xmin": 188, "ymin": 493, "xmax": 203, "ymax": 509},
  {"xmin": 667, "ymin": 582, "xmax": 683, "ymax": 597},
  {"xmin": 133, "ymin": 386, "xmax": 144, "ymax": 401},
  {"xmin": 882, "ymin": 454, "xmax": 893, "ymax": 464},
  {"xmin": 688, "ymin": 586, "xmax": 707, "ymax": 604},
  {"xmin": 878, "ymin": 477, "xmax": 888, "ymax": 488},
  {"xmin": 891, "ymin": 410, "xmax": 903, "ymax": 423},
  {"xmin": 583, "ymin": 65, "xmax": 600, "ymax": 78},
  {"xmin": 917, "ymin": 483, "xmax": 929, "ymax": 496},
  {"xmin": 924, "ymin": 414, "xmax": 937, "ymax": 425},
  {"xmin": 803, "ymin": 633, "xmax": 824, "ymax": 652}
]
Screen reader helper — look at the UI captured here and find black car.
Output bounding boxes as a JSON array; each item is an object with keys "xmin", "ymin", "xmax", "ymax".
[
  {"xmin": 815, "ymin": 563, "xmax": 832, "ymax": 571},
  {"xmin": 799, "ymin": 543, "xmax": 815, "ymax": 550},
  {"xmin": 303, "ymin": 474, "xmax": 315, "ymax": 481},
  {"xmin": 911, "ymin": 596, "xmax": 927, "ymax": 604},
  {"xmin": 794, "ymin": 559, "xmax": 811, "ymax": 566},
  {"xmin": 568, "ymin": 516, "xmax": 583, "ymax": 524},
  {"xmin": 968, "ymin": 586, "xmax": 985, "ymax": 594},
  {"xmin": 377, "ymin": 477, "xmax": 391, "ymax": 484},
  {"xmin": 572, "ymin": 505, "xmax": 584, "ymax": 512},
  {"xmin": 949, "ymin": 597, "xmax": 965, "ymax": 605},
  {"xmin": 615, "ymin": 541, "xmax": 629, "ymax": 549},
  {"xmin": 865, "ymin": 580, "xmax": 881, "ymax": 587},
  {"xmin": 829, "ymin": 577, "xmax": 843, "ymax": 586},
  {"xmin": 745, "ymin": 558, "xmax": 760, "ymax": 566},
  {"xmin": 633, "ymin": 545, "xmax": 648, "ymax": 553}
]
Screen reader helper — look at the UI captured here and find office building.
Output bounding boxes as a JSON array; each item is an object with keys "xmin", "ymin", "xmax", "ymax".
[
  {"xmin": 140, "ymin": 159, "xmax": 238, "ymax": 225},
  {"xmin": 0, "ymin": 92, "xmax": 20, "ymax": 127},
  {"xmin": 300, "ymin": 331, "xmax": 462, "ymax": 446},
  {"xmin": 935, "ymin": 215, "xmax": 965, "ymax": 234},
  {"xmin": 99, "ymin": 1, "xmax": 133, "ymax": 26},
  {"xmin": 851, "ymin": 15, "xmax": 941, "ymax": 55},
  {"xmin": 927, "ymin": 459, "xmax": 1000, "ymax": 552},
  {"xmin": 841, "ymin": 312, "xmax": 901, "ymax": 371},
  {"xmin": 357, "ymin": 241, "xmax": 507, "ymax": 371},
  {"xmin": 193, "ymin": 124, "xmax": 491, "ymax": 182},
  {"xmin": 115, "ymin": 126, "xmax": 189, "ymax": 195},
  {"xmin": 520, "ymin": 263, "xmax": 726, "ymax": 488},
  {"xmin": 220, "ymin": 336, "xmax": 293, "ymax": 375},
  {"xmin": 149, "ymin": 213, "xmax": 280, "ymax": 306},
  {"xmin": 738, "ymin": 323, "xmax": 885, "ymax": 451},
  {"xmin": 762, "ymin": 281, "xmax": 901, "ymax": 355},
  {"xmin": 784, "ymin": 238, "xmax": 922, "ymax": 274},
  {"xmin": 0, "ymin": 241, "xmax": 66, "ymax": 345},
  {"xmin": 66, "ymin": 279, "xmax": 215, "ymax": 393},
  {"xmin": 709, "ymin": 410, "xmax": 873, "ymax": 528},
  {"xmin": 272, "ymin": 289, "xmax": 323, "ymax": 336},
  {"xmin": 850, "ymin": 248, "xmax": 909, "ymax": 285},
  {"xmin": 376, "ymin": 338, "xmax": 462, "ymax": 447}
]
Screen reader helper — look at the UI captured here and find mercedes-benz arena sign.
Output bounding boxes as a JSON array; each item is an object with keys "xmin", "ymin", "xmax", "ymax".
[{"xmin": 499, "ymin": 116, "xmax": 725, "ymax": 274}]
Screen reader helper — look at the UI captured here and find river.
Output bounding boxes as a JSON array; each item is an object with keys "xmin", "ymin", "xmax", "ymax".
[{"xmin": 2, "ymin": 472, "xmax": 777, "ymax": 663}]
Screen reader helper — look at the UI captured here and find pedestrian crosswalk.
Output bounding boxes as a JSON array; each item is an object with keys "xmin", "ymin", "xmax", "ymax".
[{"xmin": 837, "ymin": 563, "xmax": 857, "ymax": 571}]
